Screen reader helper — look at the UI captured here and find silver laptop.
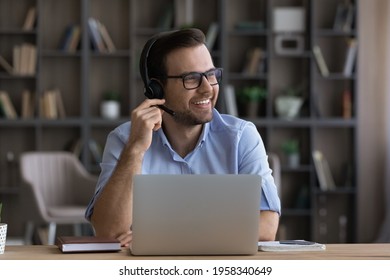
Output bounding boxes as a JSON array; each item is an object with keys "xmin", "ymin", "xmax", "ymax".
[{"xmin": 130, "ymin": 174, "xmax": 261, "ymax": 255}]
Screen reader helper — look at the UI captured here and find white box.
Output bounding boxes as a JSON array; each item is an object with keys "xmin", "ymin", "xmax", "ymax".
[{"xmin": 273, "ymin": 7, "xmax": 305, "ymax": 32}]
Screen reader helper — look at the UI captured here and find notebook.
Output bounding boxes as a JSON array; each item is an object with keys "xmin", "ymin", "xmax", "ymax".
[
  {"xmin": 56, "ymin": 236, "xmax": 121, "ymax": 253},
  {"xmin": 130, "ymin": 174, "xmax": 261, "ymax": 255},
  {"xmin": 258, "ymin": 240, "xmax": 326, "ymax": 252}
]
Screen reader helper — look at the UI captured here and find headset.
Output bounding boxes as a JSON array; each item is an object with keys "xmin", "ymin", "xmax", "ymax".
[
  {"xmin": 139, "ymin": 31, "xmax": 178, "ymax": 116},
  {"xmin": 139, "ymin": 32, "xmax": 172, "ymax": 100}
]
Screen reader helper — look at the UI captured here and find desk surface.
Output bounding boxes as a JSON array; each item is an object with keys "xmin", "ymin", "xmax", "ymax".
[{"xmin": 1, "ymin": 244, "xmax": 390, "ymax": 260}]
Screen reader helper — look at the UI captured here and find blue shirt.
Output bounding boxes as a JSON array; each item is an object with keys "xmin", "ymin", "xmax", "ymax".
[{"xmin": 85, "ymin": 109, "xmax": 281, "ymax": 220}]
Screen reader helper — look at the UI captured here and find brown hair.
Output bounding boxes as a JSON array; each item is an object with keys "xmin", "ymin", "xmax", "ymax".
[{"xmin": 141, "ymin": 28, "xmax": 206, "ymax": 85}]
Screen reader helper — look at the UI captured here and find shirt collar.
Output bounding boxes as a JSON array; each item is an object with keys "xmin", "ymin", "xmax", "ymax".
[{"xmin": 157, "ymin": 121, "xmax": 210, "ymax": 149}]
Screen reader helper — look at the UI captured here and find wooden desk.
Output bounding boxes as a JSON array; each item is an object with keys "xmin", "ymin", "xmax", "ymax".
[{"xmin": 1, "ymin": 244, "xmax": 390, "ymax": 260}]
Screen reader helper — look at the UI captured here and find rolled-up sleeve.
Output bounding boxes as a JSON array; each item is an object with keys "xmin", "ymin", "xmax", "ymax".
[{"xmin": 238, "ymin": 122, "xmax": 281, "ymax": 215}]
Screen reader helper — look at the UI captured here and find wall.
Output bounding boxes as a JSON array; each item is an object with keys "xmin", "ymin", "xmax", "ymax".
[{"xmin": 358, "ymin": 0, "xmax": 390, "ymax": 242}]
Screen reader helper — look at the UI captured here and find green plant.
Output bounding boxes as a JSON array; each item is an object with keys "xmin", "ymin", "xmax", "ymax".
[
  {"xmin": 103, "ymin": 91, "xmax": 120, "ymax": 102},
  {"xmin": 238, "ymin": 86, "xmax": 266, "ymax": 102},
  {"xmin": 281, "ymin": 139, "xmax": 299, "ymax": 155}
]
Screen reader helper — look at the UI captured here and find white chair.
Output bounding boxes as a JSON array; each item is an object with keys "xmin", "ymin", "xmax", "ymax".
[{"xmin": 20, "ymin": 151, "xmax": 98, "ymax": 245}]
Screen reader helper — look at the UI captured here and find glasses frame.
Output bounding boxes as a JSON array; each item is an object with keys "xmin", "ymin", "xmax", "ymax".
[{"xmin": 165, "ymin": 68, "xmax": 223, "ymax": 90}]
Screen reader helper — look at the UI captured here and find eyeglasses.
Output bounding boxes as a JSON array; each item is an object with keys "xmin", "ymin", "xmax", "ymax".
[{"xmin": 165, "ymin": 68, "xmax": 223, "ymax": 90}]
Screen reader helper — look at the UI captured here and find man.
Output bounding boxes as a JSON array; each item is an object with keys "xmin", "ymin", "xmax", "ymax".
[{"xmin": 85, "ymin": 28, "xmax": 280, "ymax": 247}]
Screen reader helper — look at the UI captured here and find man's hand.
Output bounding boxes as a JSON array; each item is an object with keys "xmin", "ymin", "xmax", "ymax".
[
  {"xmin": 116, "ymin": 230, "xmax": 133, "ymax": 247},
  {"xmin": 127, "ymin": 98, "xmax": 166, "ymax": 154}
]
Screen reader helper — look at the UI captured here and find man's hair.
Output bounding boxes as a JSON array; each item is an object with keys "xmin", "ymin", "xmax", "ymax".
[{"xmin": 146, "ymin": 28, "xmax": 206, "ymax": 85}]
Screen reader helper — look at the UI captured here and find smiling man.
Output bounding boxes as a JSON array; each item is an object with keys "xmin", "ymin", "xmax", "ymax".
[{"xmin": 85, "ymin": 28, "xmax": 281, "ymax": 247}]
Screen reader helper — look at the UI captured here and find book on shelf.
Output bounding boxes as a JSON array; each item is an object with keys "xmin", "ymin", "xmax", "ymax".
[
  {"xmin": 87, "ymin": 18, "xmax": 117, "ymax": 53},
  {"xmin": 12, "ymin": 45, "xmax": 21, "ymax": 74},
  {"xmin": 343, "ymin": 38, "xmax": 358, "ymax": 76},
  {"xmin": 0, "ymin": 55, "xmax": 14, "ymax": 74},
  {"xmin": 40, "ymin": 89, "xmax": 66, "ymax": 119},
  {"xmin": 53, "ymin": 88, "xmax": 66, "ymax": 119},
  {"xmin": 258, "ymin": 240, "xmax": 326, "ymax": 252},
  {"xmin": 20, "ymin": 44, "xmax": 30, "ymax": 75},
  {"xmin": 12, "ymin": 43, "xmax": 37, "ymax": 75},
  {"xmin": 342, "ymin": 88, "xmax": 352, "ymax": 119},
  {"xmin": 88, "ymin": 17, "xmax": 106, "ymax": 52},
  {"xmin": 96, "ymin": 20, "xmax": 116, "ymax": 53},
  {"xmin": 205, "ymin": 22, "xmax": 219, "ymax": 51},
  {"xmin": 312, "ymin": 45, "xmax": 329, "ymax": 77},
  {"xmin": 333, "ymin": 1, "xmax": 355, "ymax": 32},
  {"xmin": 40, "ymin": 90, "xmax": 56, "ymax": 119},
  {"xmin": 68, "ymin": 25, "xmax": 81, "ymax": 52},
  {"xmin": 22, "ymin": 6, "xmax": 37, "ymax": 31},
  {"xmin": 59, "ymin": 25, "xmax": 73, "ymax": 50},
  {"xmin": 312, "ymin": 150, "xmax": 336, "ymax": 191},
  {"xmin": 21, "ymin": 89, "xmax": 35, "ymax": 118},
  {"xmin": 0, "ymin": 91, "xmax": 18, "ymax": 119},
  {"xmin": 223, "ymin": 84, "xmax": 238, "ymax": 117},
  {"xmin": 242, "ymin": 47, "xmax": 265, "ymax": 75},
  {"xmin": 59, "ymin": 24, "xmax": 81, "ymax": 52},
  {"xmin": 27, "ymin": 44, "xmax": 37, "ymax": 74},
  {"xmin": 56, "ymin": 236, "xmax": 121, "ymax": 253}
]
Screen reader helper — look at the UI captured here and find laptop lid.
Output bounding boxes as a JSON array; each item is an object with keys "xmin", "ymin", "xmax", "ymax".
[{"xmin": 130, "ymin": 174, "xmax": 261, "ymax": 255}]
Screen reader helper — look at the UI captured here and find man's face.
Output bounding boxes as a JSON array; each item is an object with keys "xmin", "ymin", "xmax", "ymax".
[{"xmin": 163, "ymin": 44, "xmax": 219, "ymax": 126}]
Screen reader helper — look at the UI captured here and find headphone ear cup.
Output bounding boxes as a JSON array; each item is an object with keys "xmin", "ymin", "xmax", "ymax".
[{"xmin": 146, "ymin": 80, "xmax": 164, "ymax": 99}]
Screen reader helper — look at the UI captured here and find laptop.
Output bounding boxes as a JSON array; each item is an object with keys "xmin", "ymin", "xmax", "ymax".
[{"xmin": 130, "ymin": 174, "xmax": 261, "ymax": 255}]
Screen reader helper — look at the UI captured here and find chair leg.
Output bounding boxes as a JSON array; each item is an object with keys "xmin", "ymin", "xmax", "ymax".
[
  {"xmin": 47, "ymin": 222, "xmax": 57, "ymax": 245},
  {"xmin": 24, "ymin": 221, "xmax": 34, "ymax": 245},
  {"xmin": 73, "ymin": 223, "xmax": 82, "ymax": 236}
]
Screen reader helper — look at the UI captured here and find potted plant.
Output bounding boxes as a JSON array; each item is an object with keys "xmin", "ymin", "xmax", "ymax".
[
  {"xmin": 237, "ymin": 86, "xmax": 266, "ymax": 118},
  {"xmin": 281, "ymin": 139, "xmax": 300, "ymax": 167},
  {"xmin": 0, "ymin": 202, "xmax": 7, "ymax": 254},
  {"xmin": 275, "ymin": 85, "xmax": 304, "ymax": 119},
  {"xmin": 100, "ymin": 91, "xmax": 121, "ymax": 119}
]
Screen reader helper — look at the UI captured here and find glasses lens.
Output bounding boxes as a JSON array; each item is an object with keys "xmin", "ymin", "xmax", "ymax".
[
  {"xmin": 182, "ymin": 68, "xmax": 222, "ymax": 89},
  {"xmin": 206, "ymin": 68, "xmax": 222, "ymax": 85},
  {"xmin": 183, "ymin": 73, "xmax": 202, "ymax": 89}
]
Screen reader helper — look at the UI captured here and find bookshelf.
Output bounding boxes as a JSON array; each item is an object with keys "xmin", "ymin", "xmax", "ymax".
[
  {"xmin": 0, "ymin": 0, "xmax": 358, "ymax": 243},
  {"xmin": 221, "ymin": 0, "xmax": 358, "ymax": 243}
]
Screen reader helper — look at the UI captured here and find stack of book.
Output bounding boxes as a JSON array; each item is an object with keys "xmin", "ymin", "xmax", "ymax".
[
  {"xmin": 59, "ymin": 24, "xmax": 81, "ymax": 52},
  {"xmin": 39, "ymin": 89, "xmax": 66, "ymax": 119},
  {"xmin": 88, "ymin": 17, "xmax": 116, "ymax": 53},
  {"xmin": 0, "ymin": 44, "xmax": 37, "ymax": 75}
]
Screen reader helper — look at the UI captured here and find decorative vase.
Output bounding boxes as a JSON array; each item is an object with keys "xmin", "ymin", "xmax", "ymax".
[
  {"xmin": 275, "ymin": 96, "xmax": 303, "ymax": 119},
  {"xmin": 0, "ymin": 223, "xmax": 7, "ymax": 254},
  {"xmin": 101, "ymin": 101, "xmax": 120, "ymax": 119}
]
